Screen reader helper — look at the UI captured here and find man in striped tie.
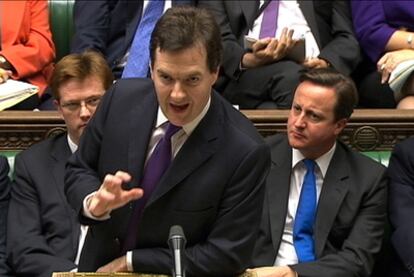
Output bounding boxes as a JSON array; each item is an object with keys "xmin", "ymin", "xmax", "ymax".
[{"xmin": 71, "ymin": 0, "xmax": 196, "ymax": 79}]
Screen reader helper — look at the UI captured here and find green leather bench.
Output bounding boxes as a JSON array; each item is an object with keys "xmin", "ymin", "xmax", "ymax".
[{"xmin": 48, "ymin": 0, "xmax": 75, "ymax": 61}]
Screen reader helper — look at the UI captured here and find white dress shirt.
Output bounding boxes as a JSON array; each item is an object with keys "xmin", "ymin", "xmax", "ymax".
[
  {"xmin": 247, "ymin": 0, "xmax": 320, "ymax": 59},
  {"xmin": 274, "ymin": 143, "xmax": 336, "ymax": 266}
]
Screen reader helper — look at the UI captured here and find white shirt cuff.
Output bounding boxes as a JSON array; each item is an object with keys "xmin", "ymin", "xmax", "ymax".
[
  {"xmin": 126, "ymin": 251, "xmax": 134, "ymax": 272},
  {"xmin": 82, "ymin": 192, "xmax": 111, "ymax": 220}
]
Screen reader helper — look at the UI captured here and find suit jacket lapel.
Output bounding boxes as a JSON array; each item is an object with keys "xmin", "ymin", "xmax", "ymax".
[
  {"xmin": 267, "ymin": 137, "xmax": 292, "ymax": 251},
  {"xmin": 314, "ymin": 143, "xmax": 350, "ymax": 257},
  {"xmin": 51, "ymin": 134, "xmax": 72, "ymax": 206},
  {"xmin": 298, "ymin": 0, "xmax": 321, "ymax": 47},
  {"xmin": 127, "ymin": 92, "xmax": 158, "ymax": 187},
  {"xmin": 147, "ymin": 94, "xmax": 220, "ymax": 206},
  {"xmin": 125, "ymin": 1, "xmax": 144, "ymax": 47},
  {"xmin": 240, "ymin": 1, "xmax": 260, "ymax": 30},
  {"xmin": 50, "ymin": 134, "xmax": 80, "ymax": 254}
]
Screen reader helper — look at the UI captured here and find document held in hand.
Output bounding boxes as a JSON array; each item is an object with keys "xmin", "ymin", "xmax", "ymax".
[
  {"xmin": 389, "ymin": 60, "xmax": 414, "ymax": 102},
  {"xmin": 0, "ymin": 79, "xmax": 38, "ymax": 110}
]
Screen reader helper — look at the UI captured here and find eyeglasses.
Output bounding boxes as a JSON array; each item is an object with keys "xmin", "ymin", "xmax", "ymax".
[{"xmin": 60, "ymin": 96, "xmax": 102, "ymax": 112}]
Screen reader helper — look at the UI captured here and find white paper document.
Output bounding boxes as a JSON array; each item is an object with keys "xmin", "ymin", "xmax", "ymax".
[{"xmin": 0, "ymin": 79, "xmax": 38, "ymax": 110}]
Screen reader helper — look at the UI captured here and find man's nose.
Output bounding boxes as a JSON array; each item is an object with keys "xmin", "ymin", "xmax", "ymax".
[
  {"xmin": 79, "ymin": 103, "xmax": 91, "ymax": 119},
  {"xmin": 294, "ymin": 113, "xmax": 306, "ymax": 127},
  {"xmin": 170, "ymin": 82, "xmax": 185, "ymax": 99}
]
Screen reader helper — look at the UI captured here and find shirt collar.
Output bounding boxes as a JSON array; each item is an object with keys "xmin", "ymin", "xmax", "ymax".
[
  {"xmin": 67, "ymin": 134, "xmax": 78, "ymax": 154},
  {"xmin": 291, "ymin": 142, "xmax": 336, "ymax": 178},
  {"xmin": 155, "ymin": 96, "xmax": 211, "ymax": 135}
]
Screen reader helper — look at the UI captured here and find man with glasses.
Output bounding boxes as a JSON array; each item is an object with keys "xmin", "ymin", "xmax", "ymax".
[{"xmin": 7, "ymin": 51, "xmax": 113, "ymax": 277}]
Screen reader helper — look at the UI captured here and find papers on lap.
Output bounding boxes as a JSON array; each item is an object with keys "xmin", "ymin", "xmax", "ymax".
[
  {"xmin": 389, "ymin": 60, "xmax": 414, "ymax": 102},
  {"xmin": 0, "ymin": 79, "xmax": 38, "ymax": 110}
]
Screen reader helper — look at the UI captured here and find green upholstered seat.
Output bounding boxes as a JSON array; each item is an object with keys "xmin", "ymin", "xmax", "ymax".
[
  {"xmin": 362, "ymin": 151, "xmax": 391, "ymax": 167},
  {"xmin": 48, "ymin": 0, "xmax": 75, "ymax": 61},
  {"xmin": 0, "ymin": 151, "xmax": 18, "ymax": 179}
]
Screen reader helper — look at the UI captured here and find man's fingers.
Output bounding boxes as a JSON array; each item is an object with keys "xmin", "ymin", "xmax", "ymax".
[
  {"xmin": 89, "ymin": 172, "xmax": 137, "ymax": 216},
  {"xmin": 120, "ymin": 187, "xmax": 143, "ymax": 203},
  {"xmin": 114, "ymin": 170, "xmax": 132, "ymax": 182},
  {"xmin": 252, "ymin": 38, "xmax": 271, "ymax": 52},
  {"xmin": 102, "ymin": 172, "xmax": 128, "ymax": 192}
]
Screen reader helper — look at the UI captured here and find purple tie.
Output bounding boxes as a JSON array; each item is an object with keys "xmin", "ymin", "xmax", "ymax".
[
  {"xmin": 122, "ymin": 123, "xmax": 181, "ymax": 252},
  {"xmin": 259, "ymin": 0, "xmax": 279, "ymax": 39}
]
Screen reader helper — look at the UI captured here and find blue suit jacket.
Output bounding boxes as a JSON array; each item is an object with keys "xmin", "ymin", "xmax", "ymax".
[
  {"xmin": 65, "ymin": 78, "xmax": 270, "ymax": 276},
  {"xmin": 71, "ymin": 0, "xmax": 196, "ymax": 78},
  {"xmin": 7, "ymin": 134, "xmax": 80, "ymax": 277},
  {"xmin": 388, "ymin": 137, "xmax": 414, "ymax": 277},
  {"xmin": 0, "ymin": 156, "xmax": 11, "ymax": 277}
]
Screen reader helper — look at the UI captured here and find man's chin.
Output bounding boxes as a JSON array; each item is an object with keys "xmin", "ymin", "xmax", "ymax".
[{"xmin": 288, "ymin": 138, "xmax": 306, "ymax": 150}]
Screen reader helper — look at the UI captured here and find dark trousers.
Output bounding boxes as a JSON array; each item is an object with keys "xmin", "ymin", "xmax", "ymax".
[{"xmin": 220, "ymin": 60, "xmax": 304, "ymax": 109}]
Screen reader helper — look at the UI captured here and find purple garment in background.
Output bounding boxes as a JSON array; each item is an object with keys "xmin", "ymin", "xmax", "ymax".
[{"xmin": 351, "ymin": 0, "xmax": 414, "ymax": 63}]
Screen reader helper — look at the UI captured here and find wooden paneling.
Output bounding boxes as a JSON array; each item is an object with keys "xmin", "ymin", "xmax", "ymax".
[{"xmin": 1, "ymin": 109, "xmax": 414, "ymax": 152}]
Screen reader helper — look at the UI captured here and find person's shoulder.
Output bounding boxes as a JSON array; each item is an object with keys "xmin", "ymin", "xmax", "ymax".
[
  {"xmin": 0, "ymin": 156, "xmax": 10, "ymax": 179},
  {"xmin": 108, "ymin": 78, "xmax": 155, "ymax": 102},
  {"xmin": 0, "ymin": 155, "xmax": 10, "ymax": 197},
  {"xmin": 214, "ymin": 93, "xmax": 264, "ymax": 145},
  {"xmin": 0, "ymin": 156, "xmax": 8, "ymax": 168},
  {"xmin": 16, "ymin": 132, "xmax": 66, "ymax": 160},
  {"xmin": 394, "ymin": 137, "xmax": 414, "ymax": 154},
  {"xmin": 264, "ymin": 133, "xmax": 286, "ymax": 148},
  {"xmin": 338, "ymin": 142, "xmax": 387, "ymax": 173},
  {"xmin": 113, "ymin": 78, "xmax": 154, "ymax": 91}
]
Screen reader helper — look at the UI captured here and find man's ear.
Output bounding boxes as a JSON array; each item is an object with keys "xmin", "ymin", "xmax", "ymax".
[
  {"xmin": 334, "ymin": 118, "xmax": 348, "ymax": 136},
  {"xmin": 149, "ymin": 64, "xmax": 153, "ymax": 79}
]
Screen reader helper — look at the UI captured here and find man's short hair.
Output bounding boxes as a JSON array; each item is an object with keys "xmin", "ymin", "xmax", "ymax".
[
  {"xmin": 150, "ymin": 6, "xmax": 222, "ymax": 73},
  {"xmin": 50, "ymin": 51, "xmax": 114, "ymax": 100},
  {"xmin": 299, "ymin": 68, "xmax": 358, "ymax": 121}
]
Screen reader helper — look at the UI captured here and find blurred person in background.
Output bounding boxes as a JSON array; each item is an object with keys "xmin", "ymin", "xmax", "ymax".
[
  {"xmin": 0, "ymin": 0, "xmax": 55, "ymax": 110},
  {"xmin": 7, "ymin": 51, "xmax": 113, "ymax": 277}
]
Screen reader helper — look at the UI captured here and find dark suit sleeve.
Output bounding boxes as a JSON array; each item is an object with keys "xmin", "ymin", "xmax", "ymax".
[
  {"xmin": 7, "ymin": 154, "xmax": 77, "ymax": 277},
  {"xmin": 0, "ymin": 156, "xmax": 10, "ymax": 276},
  {"xmin": 291, "ymin": 164, "xmax": 388, "ymax": 277},
  {"xmin": 388, "ymin": 139, "xmax": 414, "ymax": 272},
  {"xmin": 70, "ymin": 0, "xmax": 112, "ymax": 54},
  {"xmin": 316, "ymin": 1, "xmax": 361, "ymax": 75},
  {"xmin": 198, "ymin": 1, "xmax": 246, "ymax": 80},
  {"xmin": 131, "ymin": 143, "xmax": 270, "ymax": 276}
]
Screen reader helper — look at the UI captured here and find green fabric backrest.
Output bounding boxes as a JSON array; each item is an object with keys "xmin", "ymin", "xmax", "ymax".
[
  {"xmin": 362, "ymin": 151, "xmax": 391, "ymax": 167},
  {"xmin": 48, "ymin": 0, "xmax": 75, "ymax": 61},
  {"xmin": 0, "ymin": 150, "xmax": 393, "ymax": 181},
  {"xmin": 0, "ymin": 151, "xmax": 19, "ymax": 179}
]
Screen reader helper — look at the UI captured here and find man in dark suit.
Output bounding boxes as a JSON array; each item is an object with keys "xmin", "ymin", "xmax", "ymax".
[
  {"xmin": 6, "ymin": 51, "xmax": 114, "ymax": 277},
  {"xmin": 65, "ymin": 7, "xmax": 270, "ymax": 276},
  {"xmin": 71, "ymin": 0, "xmax": 196, "ymax": 78},
  {"xmin": 0, "ymin": 156, "xmax": 11, "ymax": 277},
  {"xmin": 387, "ymin": 137, "xmax": 414, "ymax": 277},
  {"xmin": 248, "ymin": 68, "xmax": 387, "ymax": 277},
  {"xmin": 199, "ymin": 1, "xmax": 360, "ymax": 109}
]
